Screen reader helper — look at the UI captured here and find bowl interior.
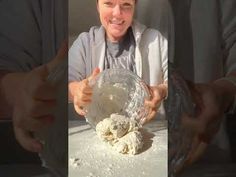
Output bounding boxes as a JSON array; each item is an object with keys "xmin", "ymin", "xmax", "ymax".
[{"xmin": 85, "ymin": 69, "xmax": 150, "ymax": 128}]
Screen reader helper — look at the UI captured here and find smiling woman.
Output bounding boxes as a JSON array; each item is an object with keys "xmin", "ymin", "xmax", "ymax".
[
  {"xmin": 97, "ymin": 0, "xmax": 135, "ymax": 42},
  {"xmin": 69, "ymin": 0, "xmax": 168, "ymax": 124},
  {"xmin": 68, "ymin": 0, "xmax": 168, "ymax": 176}
]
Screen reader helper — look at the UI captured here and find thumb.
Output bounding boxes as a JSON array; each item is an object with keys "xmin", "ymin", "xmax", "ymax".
[
  {"xmin": 47, "ymin": 40, "xmax": 68, "ymax": 73},
  {"xmin": 88, "ymin": 67, "xmax": 100, "ymax": 83},
  {"xmin": 34, "ymin": 64, "xmax": 50, "ymax": 81}
]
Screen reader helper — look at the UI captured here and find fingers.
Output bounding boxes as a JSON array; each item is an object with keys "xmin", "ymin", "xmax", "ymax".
[
  {"xmin": 144, "ymin": 99, "xmax": 160, "ymax": 123},
  {"xmin": 13, "ymin": 91, "xmax": 55, "ymax": 152},
  {"xmin": 80, "ymin": 79, "xmax": 93, "ymax": 95},
  {"xmin": 145, "ymin": 99, "xmax": 161, "ymax": 110},
  {"xmin": 181, "ymin": 113, "xmax": 204, "ymax": 133},
  {"xmin": 28, "ymin": 100, "xmax": 56, "ymax": 118},
  {"xmin": 73, "ymin": 84, "xmax": 92, "ymax": 116},
  {"xmin": 74, "ymin": 96, "xmax": 86, "ymax": 116},
  {"xmin": 72, "ymin": 74, "xmax": 97, "ymax": 116},
  {"xmin": 88, "ymin": 67, "xmax": 100, "ymax": 86},
  {"xmin": 32, "ymin": 83, "xmax": 56, "ymax": 101},
  {"xmin": 34, "ymin": 64, "xmax": 49, "ymax": 81},
  {"xmin": 13, "ymin": 94, "xmax": 56, "ymax": 132},
  {"xmin": 146, "ymin": 86, "xmax": 164, "ymax": 107},
  {"xmin": 25, "ymin": 66, "xmax": 57, "ymax": 101},
  {"xmin": 76, "ymin": 79, "xmax": 93, "ymax": 106},
  {"xmin": 197, "ymin": 113, "xmax": 221, "ymax": 143},
  {"xmin": 14, "ymin": 126, "xmax": 43, "ymax": 153},
  {"xmin": 145, "ymin": 109, "xmax": 157, "ymax": 123},
  {"xmin": 144, "ymin": 86, "xmax": 164, "ymax": 122},
  {"xmin": 23, "ymin": 117, "xmax": 53, "ymax": 132},
  {"xmin": 70, "ymin": 68, "xmax": 100, "ymax": 116},
  {"xmin": 11, "ymin": 41, "xmax": 68, "ymax": 153},
  {"xmin": 88, "ymin": 67, "xmax": 100, "ymax": 80},
  {"xmin": 14, "ymin": 113, "xmax": 54, "ymax": 132},
  {"xmin": 185, "ymin": 140, "xmax": 208, "ymax": 165},
  {"xmin": 69, "ymin": 80, "xmax": 94, "ymax": 116}
]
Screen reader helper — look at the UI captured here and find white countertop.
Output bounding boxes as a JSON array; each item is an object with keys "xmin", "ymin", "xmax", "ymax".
[{"xmin": 68, "ymin": 119, "xmax": 167, "ymax": 177}]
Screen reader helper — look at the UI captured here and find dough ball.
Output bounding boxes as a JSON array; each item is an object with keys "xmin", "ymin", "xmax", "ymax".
[
  {"xmin": 113, "ymin": 131, "xmax": 143, "ymax": 155},
  {"xmin": 96, "ymin": 114, "xmax": 130, "ymax": 143},
  {"xmin": 96, "ymin": 114, "xmax": 143, "ymax": 155}
]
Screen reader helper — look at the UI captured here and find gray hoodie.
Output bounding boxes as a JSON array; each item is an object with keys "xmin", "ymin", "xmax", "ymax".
[{"xmin": 69, "ymin": 20, "xmax": 168, "ymax": 86}]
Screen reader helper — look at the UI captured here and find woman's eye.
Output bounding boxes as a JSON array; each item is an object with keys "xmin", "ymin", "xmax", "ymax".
[
  {"xmin": 122, "ymin": 3, "xmax": 132, "ymax": 9},
  {"xmin": 104, "ymin": 2, "xmax": 113, "ymax": 6}
]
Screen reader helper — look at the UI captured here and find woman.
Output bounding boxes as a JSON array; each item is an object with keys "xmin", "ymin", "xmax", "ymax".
[{"xmin": 69, "ymin": 0, "xmax": 168, "ymax": 122}]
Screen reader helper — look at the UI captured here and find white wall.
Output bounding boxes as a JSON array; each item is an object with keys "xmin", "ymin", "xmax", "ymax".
[{"xmin": 69, "ymin": 0, "xmax": 100, "ymax": 46}]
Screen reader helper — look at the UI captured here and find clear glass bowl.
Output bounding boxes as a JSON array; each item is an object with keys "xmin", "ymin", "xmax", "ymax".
[
  {"xmin": 85, "ymin": 69, "xmax": 150, "ymax": 128},
  {"xmin": 166, "ymin": 63, "xmax": 196, "ymax": 177}
]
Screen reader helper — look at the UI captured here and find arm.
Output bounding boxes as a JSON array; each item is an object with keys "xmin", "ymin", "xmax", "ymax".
[
  {"xmin": 68, "ymin": 68, "xmax": 100, "ymax": 116},
  {"xmin": 144, "ymin": 30, "xmax": 168, "ymax": 122},
  {"xmin": 68, "ymin": 33, "xmax": 100, "ymax": 115},
  {"xmin": 178, "ymin": 0, "xmax": 236, "ymax": 169}
]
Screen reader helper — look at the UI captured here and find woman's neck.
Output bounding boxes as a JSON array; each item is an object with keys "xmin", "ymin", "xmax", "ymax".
[{"xmin": 106, "ymin": 34, "xmax": 124, "ymax": 43}]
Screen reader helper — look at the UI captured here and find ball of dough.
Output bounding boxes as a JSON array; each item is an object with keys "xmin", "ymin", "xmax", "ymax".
[
  {"xmin": 96, "ymin": 114, "xmax": 143, "ymax": 155},
  {"xmin": 113, "ymin": 131, "xmax": 143, "ymax": 155}
]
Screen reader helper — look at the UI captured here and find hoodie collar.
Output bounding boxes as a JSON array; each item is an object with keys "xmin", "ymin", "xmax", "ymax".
[
  {"xmin": 92, "ymin": 20, "xmax": 147, "ymax": 72},
  {"xmin": 131, "ymin": 20, "xmax": 147, "ymax": 44}
]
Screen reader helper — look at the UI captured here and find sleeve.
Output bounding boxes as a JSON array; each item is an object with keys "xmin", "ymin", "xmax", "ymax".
[
  {"xmin": 0, "ymin": 0, "xmax": 42, "ymax": 72},
  {"xmin": 68, "ymin": 32, "xmax": 88, "ymax": 82},
  {"xmin": 220, "ymin": 0, "xmax": 236, "ymax": 74}
]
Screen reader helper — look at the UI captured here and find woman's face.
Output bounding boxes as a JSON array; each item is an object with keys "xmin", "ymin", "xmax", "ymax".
[{"xmin": 97, "ymin": 0, "xmax": 135, "ymax": 42}]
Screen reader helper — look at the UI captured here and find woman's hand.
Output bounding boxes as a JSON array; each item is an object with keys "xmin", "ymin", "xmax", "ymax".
[
  {"xmin": 182, "ymin": 77, "xmax": 236, "ymax": 168},
  {"xmin": 144, "ymin": 83, "xmax": 167, "ymax": 122},
  {"xmin": 69, "ymin": 68, "xmax": 100, "ymax": 116},
  {"xmin": 1, "ymin": 41, "xmax": 67, "ymax": 153}
]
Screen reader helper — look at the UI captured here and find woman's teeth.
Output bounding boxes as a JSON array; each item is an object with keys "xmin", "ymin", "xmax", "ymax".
[{"xmin": 110, "ymin": 20, "xmax": 124, "ymax": 25}]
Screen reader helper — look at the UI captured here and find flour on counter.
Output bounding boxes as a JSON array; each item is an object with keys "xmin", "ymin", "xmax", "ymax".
[
  {"xmin": 95, "ymin": 114, "xmax": 143, "ymax": 155},
  {"xmin": 69, "ymin": 119, "xmax": 168, "ymax": 177}
]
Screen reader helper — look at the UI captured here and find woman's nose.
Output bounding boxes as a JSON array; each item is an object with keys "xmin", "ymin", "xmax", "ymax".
[{"xmin": 112, "ymin": 5, "xmax": 122, "ymax": 16}]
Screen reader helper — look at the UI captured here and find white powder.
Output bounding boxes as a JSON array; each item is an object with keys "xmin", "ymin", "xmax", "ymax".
[{"xmin": 69, "ymin": 119, "xmax": 167, "ymax": 177}]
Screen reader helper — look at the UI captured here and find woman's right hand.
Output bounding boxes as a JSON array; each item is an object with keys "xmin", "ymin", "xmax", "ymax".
[
  {"xmin": 69, "ymin": 68, "xmax": 100, "ymax": 116},
  {"xmin": 1, "ymin": 41, "xmax": 68, "ymax": 152}
]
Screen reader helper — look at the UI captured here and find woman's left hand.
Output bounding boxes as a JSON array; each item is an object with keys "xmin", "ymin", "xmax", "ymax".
[
  {"xmin": 182, "ymin": 80, "xmax": 235, "ymax": 166},
  {"xmin": 145, "ymin": 83, "xmax": 167, "ymax": 122}
]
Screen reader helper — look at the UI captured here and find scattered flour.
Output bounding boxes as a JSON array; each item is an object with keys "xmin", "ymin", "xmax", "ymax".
[
  {"xmin": 69, "ymin": 157, "xmax": 81, "ymax": 168},
  {"xmin": 68, "ymin": 119, "xmax": 168, "ymax": 177},
  {"xmin": 95, "ymin": 114, "xmax": 143, "ymax": 155}
]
